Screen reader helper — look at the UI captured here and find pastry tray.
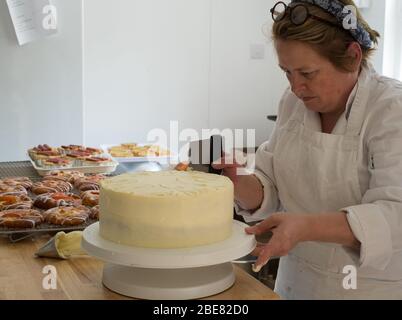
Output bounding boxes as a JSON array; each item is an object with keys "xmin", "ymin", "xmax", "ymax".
[
  {"xmin": 101, "ymin": 144, "xmax": 178, "ymax": 164},
  {"xmin": 29, "ymin": 158, "xmax": 119, "ymax": 176}
]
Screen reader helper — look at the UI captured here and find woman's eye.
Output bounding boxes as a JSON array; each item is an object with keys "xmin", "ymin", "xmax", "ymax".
[{"xmin": 301, "ymin": 72, "xmax": 315, "ymax": 79}]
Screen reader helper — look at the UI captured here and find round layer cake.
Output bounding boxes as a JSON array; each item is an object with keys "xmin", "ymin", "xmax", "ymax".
[{"xmin": 99, "ymin": 171, "xmax": 234, "ymax": 248}]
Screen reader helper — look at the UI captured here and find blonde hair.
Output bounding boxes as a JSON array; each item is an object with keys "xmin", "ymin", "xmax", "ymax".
[{"xmin": 271, "ymin": 0, "xmax": 380, "ymax": 72}]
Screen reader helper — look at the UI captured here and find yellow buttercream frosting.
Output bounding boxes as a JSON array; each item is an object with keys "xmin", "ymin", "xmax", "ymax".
[{"xmin": 99, "ymin": 171, "xmax": 234, "ymax": 248}]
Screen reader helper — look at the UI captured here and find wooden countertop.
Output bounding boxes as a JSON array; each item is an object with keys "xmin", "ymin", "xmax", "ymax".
[{"xmin": 0, "ymin": 234, "xmax": 280, "ymax": 300}]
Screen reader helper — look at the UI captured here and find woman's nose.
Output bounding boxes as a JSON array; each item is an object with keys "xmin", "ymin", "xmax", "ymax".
[{"xmin": 290, "ymin": 75, "xmax": 307, "ymax": 96}]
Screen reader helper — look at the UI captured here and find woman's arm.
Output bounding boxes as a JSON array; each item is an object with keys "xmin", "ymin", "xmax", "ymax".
[
  {"xmin": 306, "ymin": 211, "xmax": 360, "ymax": 249},
  {"xmin": 246, "ymin": 211, "xmax": 360, "ymax": 272},
  {"xmin": 211, "ymin": 153, "xmax": 264, "ymax": 211},
  {"xmin": 233, "ymin": 175, "xmax": 264, "ymax": 211}
]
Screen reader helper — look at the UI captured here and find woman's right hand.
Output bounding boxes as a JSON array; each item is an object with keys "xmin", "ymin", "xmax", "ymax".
[
  {"xmin": 212, "ymin": 151, "xmax": 263, "ymax": 211},
  {"xmin": 211, "ymin": 151, "xmax": 246, "ymax": 184}
]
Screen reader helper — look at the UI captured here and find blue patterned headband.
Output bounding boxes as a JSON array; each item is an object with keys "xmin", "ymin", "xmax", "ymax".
[{"xmin": 291, "ymin": 0, "xmax": 373, "ymax": 49}]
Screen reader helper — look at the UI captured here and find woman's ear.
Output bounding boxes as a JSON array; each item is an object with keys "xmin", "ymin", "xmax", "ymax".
[{"xmin": 346, "ymin": 42, "xmax": 363, "ymax": 72}]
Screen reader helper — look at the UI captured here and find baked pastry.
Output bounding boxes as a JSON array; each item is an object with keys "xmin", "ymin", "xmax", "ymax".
[
  {"xmin": 33, "ymin": 192, "xmax": 81, "ymax": 210},
  {"xmin": 44, "ymin": 206, "xmax": 90, "ymax": 226},
  {"xmin": 61, "ymin": 144, "xmax": 87, "ymax": 154},
  {"xmin": 0, "ymin": 194, "xmax": 33, "ymax": 211},
  {"xmin": 42, "ymin": 170, "xmax": 85, "ymax": 184},
  {"xmin": 62, "ymin": 145, "xmax": 103, "ymax": 156},
  {"xmin": 121, "ymin": 143, "xmax": 138, "ymax": 148},
  {"xmin": 80, "ymin": 190, "xmax": 99, "ymax": 207},
  {"xmin": 28, "ymin": 144, "xmax": 61, "ymax": 160},
  {"xmin": 66, "ymin": 150, "xmax": 92, "ymax": 162},
  {"xmin": 38, "ymin": 157, "xmax": 73, "ymax": 169},
  {"xmin": 34, "ymin": 150, "xmax": 64, "ymax": 161},
  {"xmin": 61, "ymin": 144, "xmax": 81, "ymax": 150},
  {"xmin": 108, "ymin": 147, "xmax": 133, "ymax": 158},
  {"xmin": 31, "ymin": 180, "xmax": 73, "ymax": 195},
  {"xmin": 0, "ymin": 209, "xmax": 44, "ymax": 228},
  {"xmin": 0, "ymin": 177, "xmax": 33, "ymax": 190},
  {"xmin": 174, "ymin": 162, "xmax": 190, "ymax": 171},
  {"xmin": 28, "ymin": 144, "xmax": 53, "ymax": 155},
  {"xmin": 89, "ymin": 205, "xmax": 99, "ymax": 220},
  {"xmin": 82, "ymin": 156, "xmax": 114, "ymax": 167},
  {"xmin": 99, "ymin": 171, "xmax": 234, "ymax": 248},
  {"xmin": 107, "ymin": 144, "xmax": 170, "ymax": 158},
  {"xmin": 74, "ymin": 174, "xmax": 106, "ymax": 192},
  {"xmin": 85, "ymin": 147, "xmax": 103, "ymax": 156},
  {"xmin": 0, "ymin": 183, "xmax": 28, "ymax": 196}
]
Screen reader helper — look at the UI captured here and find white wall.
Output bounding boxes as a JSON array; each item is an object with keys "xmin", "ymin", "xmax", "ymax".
[
  {"xmin": 83, "ymin": 0, "xmax": 211, "ymax": 149},
  {"xmin": 357, "ymin": 0, "xmax": 386, "ymax": 74},
  {"xmin": 0, "ymin": 0, "xmax": 83, "ymax": 162},
  {"xmin": 383, "ymin": 0, "xmax": 402, "ymax": 80},
  {"xmin": 209, "ymin": 0, "xmax": 287, "ymax": 146},
  {"xmin": 83, "ymin": 0, "xmax": 287, "ymax": 150}
]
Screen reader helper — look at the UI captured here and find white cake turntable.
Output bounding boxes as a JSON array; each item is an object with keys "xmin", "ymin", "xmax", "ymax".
[{"xmin": 82, "ymin": 220, "xmax": 256, "ymax": 300}]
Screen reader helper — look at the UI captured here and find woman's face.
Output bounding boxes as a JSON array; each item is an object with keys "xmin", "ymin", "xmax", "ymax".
[{"xmin": 275, "ymin": 39, "xmax": 359, "ymax": 115}]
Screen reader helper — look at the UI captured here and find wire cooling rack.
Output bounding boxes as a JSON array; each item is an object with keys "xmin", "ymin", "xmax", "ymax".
[{"xmin": 0, "ymin": 161, "xmax": 101, "ymax": 242}]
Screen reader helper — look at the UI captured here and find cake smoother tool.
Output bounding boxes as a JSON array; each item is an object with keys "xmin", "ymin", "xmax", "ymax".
[{"xmin": 188, "ymin": 135, "xmax": 223, "ymax": 175}]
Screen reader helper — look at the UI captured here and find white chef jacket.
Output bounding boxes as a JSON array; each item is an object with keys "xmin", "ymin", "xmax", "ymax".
[{"xmin": 237, "ymin": 63, "xmax": 402, "ymax": 299}]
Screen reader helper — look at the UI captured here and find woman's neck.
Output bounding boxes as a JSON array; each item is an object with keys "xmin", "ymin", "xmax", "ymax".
[{"xmin": 320, "ymin": 110, "xmax": 345, "ymax": 134}]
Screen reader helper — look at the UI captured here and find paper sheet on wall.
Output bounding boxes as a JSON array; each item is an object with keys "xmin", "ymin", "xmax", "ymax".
[{"xmin": 6, "ymin": 0, "xmax": 58, "ymax": 46}]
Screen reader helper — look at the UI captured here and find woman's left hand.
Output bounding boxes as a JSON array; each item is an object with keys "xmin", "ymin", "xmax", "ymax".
[{"xmin": 245, "ymin": 213, "xmax": 312, "ymax": 272}]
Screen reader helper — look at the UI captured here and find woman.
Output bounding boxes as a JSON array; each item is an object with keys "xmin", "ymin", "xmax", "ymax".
[{"xmin": 214, "ymin": 0, "xmax": 402, "ymax": 299}]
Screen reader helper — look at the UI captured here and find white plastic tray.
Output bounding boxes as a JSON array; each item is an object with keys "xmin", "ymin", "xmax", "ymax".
[
  {"xmin": 101, "ymin": 144, "xmax": 178, "ymax": 164},
  {"xmin": 29, "ymin": 159, "xmax": 118, "ymax": 176}
]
